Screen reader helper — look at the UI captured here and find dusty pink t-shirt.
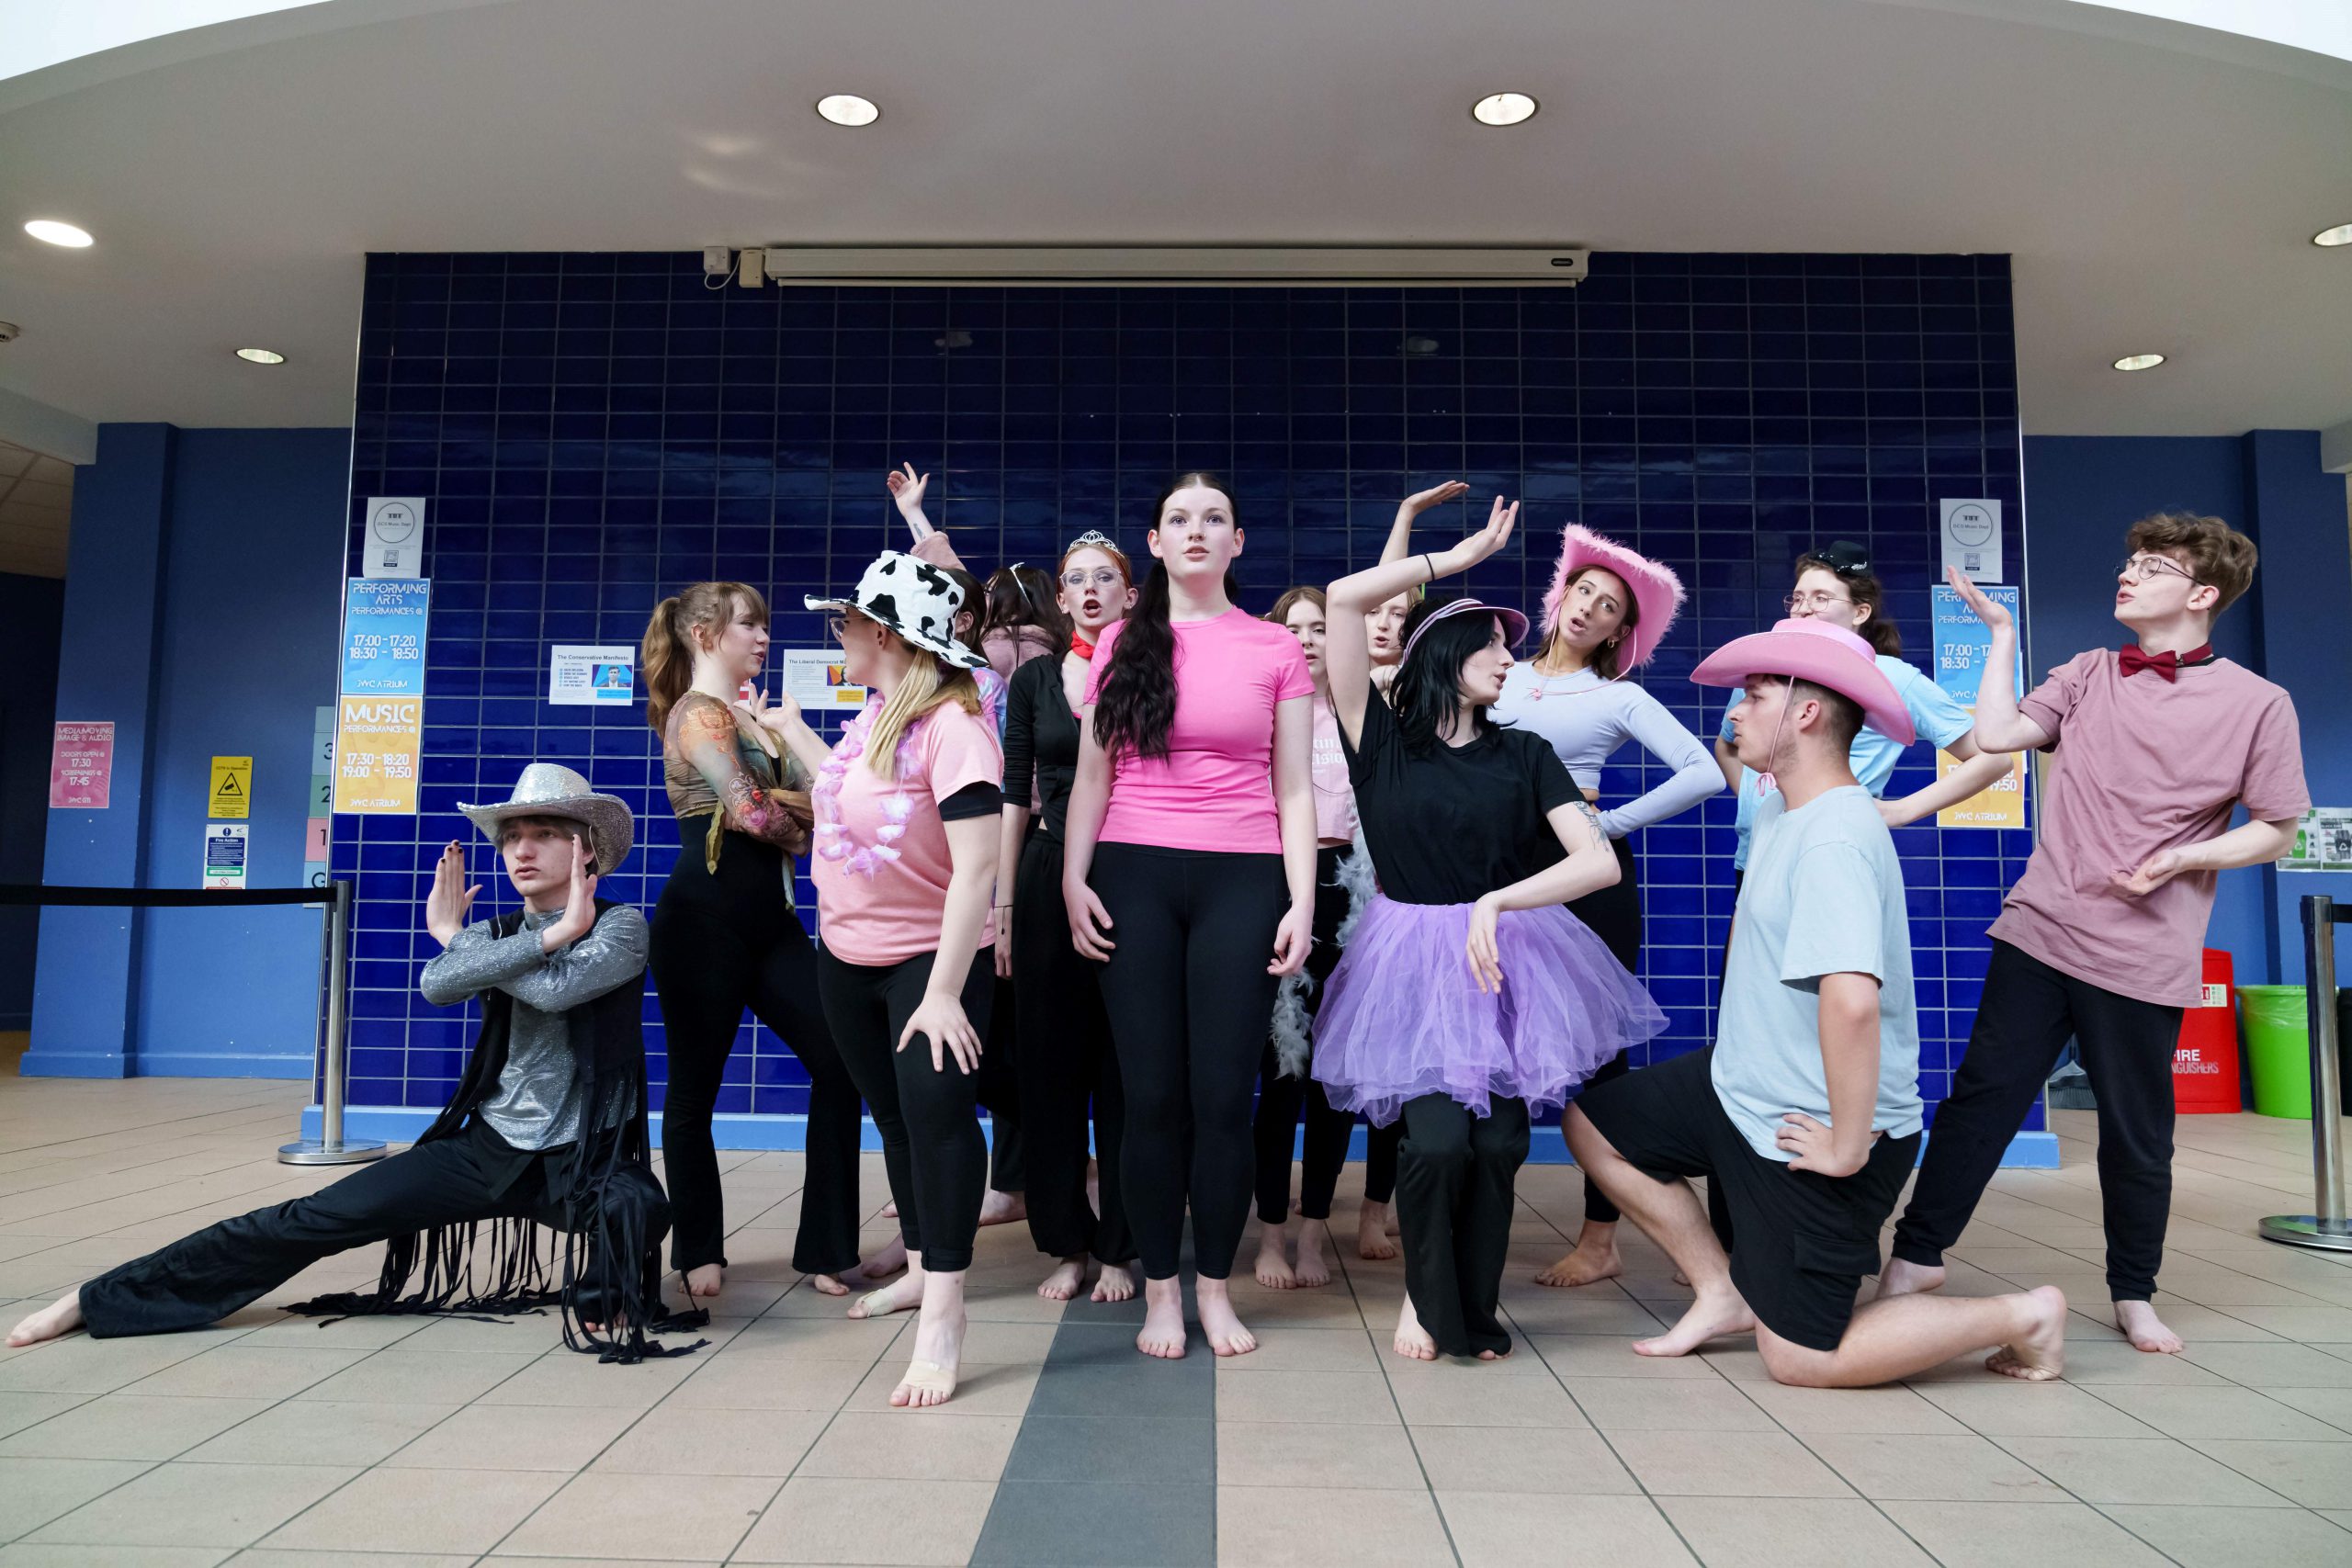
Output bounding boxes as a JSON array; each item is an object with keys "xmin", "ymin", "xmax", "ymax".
[
  {"xmin": 812, "ymin": 698, "xmax": 1004, "ymax": 966},
  {"xmin": 1082, "ymin": 609, "xmax": 1313, "ymax": 854},
  {"xmin": 1307, "ymin": 694, "xmax": 1358, "ymax": 844},
  {"xmin": 1990, "ymin": 650, "xmax": 2308, "ymax": 1007}
]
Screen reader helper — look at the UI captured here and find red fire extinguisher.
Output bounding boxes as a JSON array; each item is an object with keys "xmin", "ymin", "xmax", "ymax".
[{"xmin": 2173, "ymin": 949, "xmax": 2240, "ymax": 1114}]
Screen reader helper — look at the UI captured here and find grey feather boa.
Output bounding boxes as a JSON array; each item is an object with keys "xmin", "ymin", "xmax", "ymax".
[{"xmin": 1269, "ymin": 828, "xmax": 1378, "ymax": 1078}]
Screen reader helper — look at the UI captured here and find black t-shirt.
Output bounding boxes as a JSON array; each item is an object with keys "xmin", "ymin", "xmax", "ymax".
[
  {"xmin": 1340, "ymin": 691, "xmax": 1582, "ymax": 906},
  {"xmin": 1004, "ymin": 654, "xmax": 1082, "ymax": 839}
]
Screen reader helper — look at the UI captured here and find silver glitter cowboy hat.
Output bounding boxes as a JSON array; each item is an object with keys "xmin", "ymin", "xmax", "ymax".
[
  {"xmin": 458, "ymin": 763, "xmax": 634, "ymax": 875},
  {"xmin": 805, "ymin": 550, "xmax": 989, "ymax": 671}
]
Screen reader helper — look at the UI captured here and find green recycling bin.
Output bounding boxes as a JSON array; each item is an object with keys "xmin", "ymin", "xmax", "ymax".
[{"xmin": 2240, "ymin": 986, "xmax": 2312, "ymax": 1119}]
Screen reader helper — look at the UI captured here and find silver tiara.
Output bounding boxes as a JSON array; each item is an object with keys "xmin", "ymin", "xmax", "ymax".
[{"xmin": 1065, "ymin": 529, "xmax": 1125, "ymax": 555}]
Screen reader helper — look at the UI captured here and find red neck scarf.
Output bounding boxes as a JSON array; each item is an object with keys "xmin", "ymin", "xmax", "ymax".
[{"xmin": 1070, "ymin": 629, "xmax": 1097, "ymax": 660}]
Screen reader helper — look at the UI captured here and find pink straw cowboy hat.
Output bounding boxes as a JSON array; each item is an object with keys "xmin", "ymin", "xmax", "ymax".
[
  {"xmin": 1542, "ymin": 524, "xmax": 1686, "ymax": 674},
  {"xmin": 1690, "ymin": 618, "xmax": 1917, "ymax": 746}
]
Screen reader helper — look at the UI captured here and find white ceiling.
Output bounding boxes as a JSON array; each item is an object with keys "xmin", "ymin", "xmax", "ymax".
[
  {"xmin": 0, "ymin": 440, "xmax": 73, "ymax": 577},
  {"xmin": 0, "ymin": 0, "xmax": 2347, "ymax": 447}
]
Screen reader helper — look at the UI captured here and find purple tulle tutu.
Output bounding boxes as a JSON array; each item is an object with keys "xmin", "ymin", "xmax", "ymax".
[{"xmin": 1312, "ymin": 895, "xmax": 1668, "ymax": 1126}]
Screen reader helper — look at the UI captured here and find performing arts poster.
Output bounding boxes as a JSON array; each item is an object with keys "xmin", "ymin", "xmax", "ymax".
[
  {"xmin": 332, "ymin": 694, "xmax": 422, "ymax": 815},
  {"xmin": 1929, "ymin": 581, "xmax": 2028, "ymax": 830}
]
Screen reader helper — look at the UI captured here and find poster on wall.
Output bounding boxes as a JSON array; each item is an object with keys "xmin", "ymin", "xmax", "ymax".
[
  {"xmin": 340, "ymin": 579, "xmax": 430, "ymax": 696},
  {"xmin": 49, "ymin": 721, "xmax": 115, "ymax": 809},
  {"xmin": 201, "ymin": 823, "xmax": 249, "ymax": 891},
  {"xmin": 548, "ymin": 645, "xmax": 637, "ymax": 705},
  {"xmin": 1939, "ymin": 499, "xmax": 2004, "ymax": 583},
  {"xmin": 332, "ymin": 694, "xmax": 423, "ymax": 814},
  {"xmin": 209, "ymin": 755, "xmax": 253, "ymax": 820},
  {"xmin": 362, "ymin": 497, "xmax": 426, "ymax": 579},
  {"xmin": 1930, "ymin": 581, "xmax": 2028, "ymax": 829},
  {"xmin": 780, "ymin": 648, "xmax": 868, "ymax": 712},
  {"xmin": 2284, "ymin": 808, "xmax": 2352, "ymax": 872}
]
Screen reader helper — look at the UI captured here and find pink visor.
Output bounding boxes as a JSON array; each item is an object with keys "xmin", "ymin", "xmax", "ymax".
[
  {"xmin": 1399, "ymin": 598, "xmax": 1531, "ymax": 666},
  {"xmin": 1690, "ymin": 619, "xmax": 1916, "ymax": 746}
]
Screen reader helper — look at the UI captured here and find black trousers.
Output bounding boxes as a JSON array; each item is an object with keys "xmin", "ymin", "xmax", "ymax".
[
  {"xmin": 80, "ymin": 1120, "xmax": 662, "ymax": 1337},
  {"xmin": 978, "ymin": 973, "xmax": 1025, "ymax": 1193},
  {"xmin": 1566, "ymin": 836, "xmax": 1642, "ymax": 1224},
  {"xmin": 816, "ymin": 944, "xmax": 995, "ymax": 1274},
  {"xmin": 1091, "ymin": 842, "xmax": 1286, "ymax": 1281},
  {"xmin": 1013, "ymin": 831, "xmax": 1133, "ymax": 1262},
  {"xmin": 1396, "ymin": 1093, "xmax": 1531, "ymax": 1358},
  {"xmin": 650, "ymin": 828, "xmax": 863, "ymax": 1277},
  {"xmin": 1255, "ymin": 845, "xmax": 1362, "ymax": 1224},
  {"xmin": 1894, "ymin": 940, "xmax": 2184, "ymax": 1301}
]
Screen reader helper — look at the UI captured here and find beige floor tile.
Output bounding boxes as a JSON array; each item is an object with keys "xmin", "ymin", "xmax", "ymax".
[
  {"xmin": 1216, "ymin": 1420, "xmax": 1426, "ymax": 1489},
  {"xmin": 2213, "ymin": 1305, "xmax": 2352, "ymax": 1342},
  {"xmin": 732, "ymin": 1475, "xmax": 992, "ymax": 1564},
  {"xmin": 2076, "ymin": 1302, "xmax": 2279, "ymax": 1343},
  {"xmin": 1408, "ymin": 1425, "xmax": 1640, "ymax": 1495},
  {"xmin": 469, "ymin": 1349, "xmax": 700, "ymax": 1409},
  {"xmin": 185, "ymin": 1400, "xmax": 458, "ymax": 1468},
  {"xmin": 0, "ymin": 1394, "xmax": 272, "ymax": 1461},
  {"xmin": 713, "ymin": 1314, "xmax": 905, "ymax": 1361},
  {"xmin": 797, "ymin": 1408, "xmax": 1019, "ymax": 1482},
  {"xmin": 1388, "ymin": 1366, "xmax": 1587, "ymax": 1428},
  {"xmin": 388, "ymin": 1314, "xmax": 571, "ymax": 1355},
  {"xmin": 116, "ymin": 1347, "xmax": 365, "ymax": 1402},
  {"xmin": 379, "ymin": 1401, "xmax": 637, "ymax": 1470},
  {"xmin": 1438, "ymin": 1490, "xmax": 1695, "ymax": 1568},
  {"xmin": 1213, "ymin": 1368, "xmax": 1399, "ymax": 1425},
  {"xmin": 2181, "ymin": 1341, "xmax": 2352, "ymax": 1388},
  {"xmin": 1915, "ymin": 1381, "xmax": 2161, "ymax": 1438},
  {"xmin": 1803, "ymin": 1432, "xmax": 2068, "ymax": 1501},
  {"xmin": 1216, "ymin": 1485, "xmax": 1453, "ymax": 1567},
  {"xmin": 2267, "ymin": 1385, "xmax": 2352, "ymax": 1432},
  {"xmin": 1, "ymin": 1548, "xmax": 232, "ymax": 1567},
  {"xmin": 590, "ymin": 1404, "xmax": 829, "ymax": 1476},
  {"xmin": 1739, "ymin": 1382, "xmax": 1967, "ymax": 1435},
  {"xmin": 1529, "ymin": 1332, "xmax": 1724, "ymax": 1380},
  {"xmin": 1490, "ymin": 1288, "xmax": 1669, "ymax": 1337},
  {"xmin": 291, "ymin": 1349, "xmax": 537, "ymax": 1405},
  {"xmin": 1996, "ymin": 1435, "xmax": 2298, "ymax": 1506},
  {"xmin": 1566, "ymin": 1377, "xmax": 1775, "ymax": 1432},
  {"xmin": 0, "ymin": 1392, "xmax": 85, "ymax": 1441},
  {"xmin": 0, "ymin": 1337, "xmax": 214, "ymax": 1396},
  {"xmin": 2088, "ymin": 1383, "xmax": 2352, "ymax": 1441},
  {"xmin": 0, "ymin": 1455, "xmax": 152, "ymax": 1539},
  {"xmin": 493, "ymin": 1470, "xmax": 780, "ymax": 1561},
  {"xmin": 254, "ymin": 1466, "xmax": 564, "ymax": 1555},
  {"xmin": 1875, "ymin": 1499, "xmax": 2169, "ymax": 1567},
  {"xmin": 1658, "ymin": 1495, "xmax": 1938, "ymax": 1566},
  {"xmin": 230, "ymin": 1313, "xmax": 431, "ymax": 1351},
  {"xmin": 2097, "ymin": 1503, "xmax": 2352, "ymax": 1566},
  {"xmin": 2181, "ymin": 1438, "xmax": 2352, "ymax": 1506},
  {"xmin": 27, "ymin": 1460, "xmax": 357, "ymax": 1548},
  {"xmin": 840, "ymin": 1359, "xmax": 1040, "ymax": 1416},
  {"xmin": 2037, "ymin": 1339, "xmax": 2231, "ymax": 1384},
  {"xmin": 661, "ymin": 1354, "xmax": 870, "ymax": 1411},
  {"xmin": 228, "ymin": 1553, "xmax": 471, "ymax": 1568},
  {"xmin": 1214, "ymin": 1326, "xmax": 1384, "ymax": 1372},
  {"xmin": 1610, "ymin": 1429, "xmax": 1856, "ymax": 1498}
]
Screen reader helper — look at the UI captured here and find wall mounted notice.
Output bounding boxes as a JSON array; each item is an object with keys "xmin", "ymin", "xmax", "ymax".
[
  {"xmin": 2283, "ymin": 809, "xmax": 2352, "ymax": 873},
  {"xmin": 49, "ymin": 721, "xmax": 114, "ymax": 808},
  {"xmin": 340, "ymin": 579, "xmax": 430, "ymax": 696},
  {"xmin": 209, "ymin": 755, "xmax": 253, "ymax": 820},
  {"xmin": 781, "ymin": 648, "xmax": 869, "ymax": 711},
  {"xmin": 332, "ymin": 695, "xmax": 423, "ymax": 814},
  {"xmin": 363, "ymin": 497, "xmax": 425, "ymax": 579},
  {"xmin": 1940, "ymin": 499, "xmax": 2003, "ymax": 583},
  {"xmin": 202, "ymin": 823, "xmax": 249, "ymax": 891},
  {"xmin": 548, "ymin": 645, "xmax": 636, "ymax": 705},
  {"xmin": 1930, "ymin": 581, "xmax": 2028, "ymax": 829}
]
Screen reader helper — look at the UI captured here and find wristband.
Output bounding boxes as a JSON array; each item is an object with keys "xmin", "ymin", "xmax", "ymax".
[{"xmin": 1420, "ymin": 552, "xmax": 1435, "ymax": 581}]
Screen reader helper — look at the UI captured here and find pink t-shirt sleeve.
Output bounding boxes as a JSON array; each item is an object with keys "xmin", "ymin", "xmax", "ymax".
[
  {"xmin": 1081, "ymin": 619, "xmax": 1125, "ymax": 707},
  {"xmin": 2018, "ymin": 650, "xmax": 2098, "ymax": 747},
  {"xmin": 2239, "ymin": 692, "xmax": 2312, "ymax": 822},
  {"xmin": 1271, "ymin": 634, "xmax": 1312, "ymax": 702},
  {"xmin": 920, "ymin": 704, "xmax": 1005, "ymax": 802}
]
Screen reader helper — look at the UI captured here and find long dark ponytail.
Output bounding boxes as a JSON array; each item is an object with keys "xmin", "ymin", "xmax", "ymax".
[{"xmin": 1091, "ymin": 471, "xmax": 1240, "ymax": 761}]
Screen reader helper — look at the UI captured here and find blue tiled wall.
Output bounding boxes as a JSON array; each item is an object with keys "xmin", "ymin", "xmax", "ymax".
[{"xmin": 340, "ymin": 251, "xmax": 2032, "ymax": 1131}]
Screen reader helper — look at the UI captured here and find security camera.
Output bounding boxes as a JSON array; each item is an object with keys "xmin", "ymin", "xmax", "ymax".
[{"xmin": 0, "ymin": 321, "xmax": 19, "ymax": 344}]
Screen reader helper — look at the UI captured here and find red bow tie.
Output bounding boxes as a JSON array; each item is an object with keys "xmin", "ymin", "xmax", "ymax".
[{"xmin": 2120, "ymin": 643, "xmax": 2211, "ymax": 682}]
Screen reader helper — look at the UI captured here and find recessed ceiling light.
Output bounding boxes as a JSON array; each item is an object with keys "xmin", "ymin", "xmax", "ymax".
[
  {"xmin": 816, "ymin": 94, "xmax": 879, "ymax": 127},
  {"xmin": 2314, "ymin": 223, "xmax": 2352, "ymax": 247},
  {"xmin": 2112, "ymin": 353, "xmax": 2165, "ymax": 371},
  {"xmin": 235, "ymin": 347, "xmax": 287, "ymax": 365},
  {"xmin": 24, "ymin": 219, "xmax": 93, "ymax": 248},
  {"xmin": 1470, "ymin": 92, "xmax": 1538, "ymax": 127}
]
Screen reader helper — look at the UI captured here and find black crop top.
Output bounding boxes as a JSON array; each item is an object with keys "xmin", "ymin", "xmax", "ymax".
[{"xmin": 1003, "ymin": 654, "xmax": 1083, "ymax": 839}]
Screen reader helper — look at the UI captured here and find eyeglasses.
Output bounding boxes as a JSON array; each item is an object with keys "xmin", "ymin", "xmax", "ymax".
[
  {"xmin": 2117, "ymin": 554, "xmax": 2197, "ymax": 586},
  {"xmin": 824, "ymin": 615, "xmax": 847, "ymax": 641},
  {"xmin": 1061, "ymin": 569, "xmax": 1125, "ymax": 591},
  {"xmin": 1785, "ymin": 591, "xmax": 1852, "ymax": 612}
]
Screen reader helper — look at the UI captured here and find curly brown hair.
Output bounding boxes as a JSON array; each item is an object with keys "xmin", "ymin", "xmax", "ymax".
[{"xmin": 2125, "ymin": 512, "xmax": 2258, "ymax": 615}]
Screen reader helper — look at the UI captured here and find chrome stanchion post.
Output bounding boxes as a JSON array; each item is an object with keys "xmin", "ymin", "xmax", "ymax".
[
  {"xmin": 281, "ymin": 879, "xmax": 388, "ymax": 1166},
  {"xmin": 2260, "ymin": 894, "xmax": 2351, "ymax": 1250}
]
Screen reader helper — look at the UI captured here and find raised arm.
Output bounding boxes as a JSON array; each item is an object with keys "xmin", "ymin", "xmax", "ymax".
[
  {"xmin": 888, "ymin": 462, "xmax": 967, "ymax": 570},
  {"xmin": 1879, "ymin": 739, "xmax": 2016, "ymax": 829},
  {"xmin": 1327, "ymin": 494, "xmax": 1520, "ymax": 745},
  {"xmin": 1380, "ymin": 480, "xmax": 1470, "ymax": 565},
  {"xmin": 1947, "ymin": 568, "xmax": 2051, "ymax": 754}
]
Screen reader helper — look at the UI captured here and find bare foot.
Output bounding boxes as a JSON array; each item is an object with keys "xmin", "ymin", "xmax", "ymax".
[
  {"xmin": 1632, "ymin": 1286, "xmax": 1756, "ymax": 1358},
  {"xmin": 1292, "ymin": 1220, "xmax": 1332, "ymax": 1289},
  {"xmin": 1535, "ymin": 1231, "xmax": 1623, "ymax": 1289},
  {"xmin": 1137, "ymin": 1276, "xmax": 1187, "ymax": 1359},
  {"xmin": 1253, "ymin": 1227, "xmax": 1296, "ymax": 1290},
  {"xmin": 2115, "ymin": 1298, "xmax": 2184, "ymax": 1355},
  {"xmin": 684, "ymin": 1263, "xmax": 724, "ymax": 1300},
  {"xmin": 891, "ymin": 1294, "xmax": 965, "ymax": 1409},
  {"xmin": 881, "ymin": 1199, "xmax": 899, "ymax": 1219},
  {"xmin": 1394, "ymin": 1293, "xmax": 1438, "ymax": 1360},
  {"xmin": 1092, "ymin": 1261, "xmax": 1136, "ymax": 1303},
  {"xmin": 842, "ymin": 1233, "xmax": 910, "ymax": 1289},
  {"xmin": 808, "ymin": 1272, "xmax": 849, "ymax": 1296},
  {"xmin": 1037, "ymin": 1258, "xmax": 1087, "ymax": 1301},
  {"xmin": 847, "ymin": 1269, "xmax": 924, "ymax": 1319},
  {"xmin": 978, "ymin": 1189, "xmax": 1026, "ymax": 1227},
  {"xmin": 1874, "ymin": 1258, "xmax": 1945, "ymax": 1301},
  {"xmin": 1195, "ymin": 1278, "xmax": 1257, "ymax": 1357},
  {"xmin": 1356, "ymin": 1202, "xmax": 1400, "ymax": 1261},
  {"xmin": 7, "ymin": 1292, "xmax": 85, "ymax": 1347},
  {"xmin": 1986, "ymin": 1285, "xmax": 2069, "ymax": 1381}
]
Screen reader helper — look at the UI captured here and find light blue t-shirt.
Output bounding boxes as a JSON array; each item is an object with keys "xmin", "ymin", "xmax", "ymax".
[
  {"xmin": 1720, "ymin": 654, "xmax": 1973, "ymax": 870},
  {"xmin": 1713, "ymin": 784, "xmax": 1923, "ymax": 1162}
]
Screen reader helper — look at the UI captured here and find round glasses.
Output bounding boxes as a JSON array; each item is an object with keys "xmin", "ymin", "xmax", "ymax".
[
  {"xmin": 1061, "ymin": 569, "xmax": 1125, "ymax": 592},
  {"xmin": 1785, "ymin": 591, "xmax": 1852, "ymax": 612},
  {"xmin": 2117, "ymin": 554, "xmax": 2196, "ymax": 586}
]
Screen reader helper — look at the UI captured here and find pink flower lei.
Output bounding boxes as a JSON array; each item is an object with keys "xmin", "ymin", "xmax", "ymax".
[{"xmin": 812, "ymin": 697, "xmax": 923, "ymax": 878}]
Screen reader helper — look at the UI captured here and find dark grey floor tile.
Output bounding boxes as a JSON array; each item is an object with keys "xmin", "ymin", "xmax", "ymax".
[
  {"xmin": 970, "ymin": 1481, "xmax": 1216, "ymax": 1567},
  {"xmin": 1027, "ymin": 1354, "xmax": 1212, "ymax": 1419},
  {"xmin": 1004, "ymin": 1414, "xmax": 1215, "ymax": 1484}
]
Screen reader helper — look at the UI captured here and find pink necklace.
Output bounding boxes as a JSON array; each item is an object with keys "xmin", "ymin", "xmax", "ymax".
[{"xmin": 812, "ymin": 698, "xmax": 922, "ymax": 878}]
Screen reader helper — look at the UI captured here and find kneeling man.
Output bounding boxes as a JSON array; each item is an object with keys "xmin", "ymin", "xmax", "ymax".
[{"xmin": 1566, "ymin": 621, "xmax": 2066, "ymax": 1387}]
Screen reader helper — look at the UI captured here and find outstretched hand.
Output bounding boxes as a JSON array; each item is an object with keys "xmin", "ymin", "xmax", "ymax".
[
  {"xmin": 1396, "ymin": 479, "xmax": 1470, "ymax": 521},
  {"xmin": 424, "ymin": 841, "xmax": 481, "ymax": 948},
  {"xmin": 1434, "ymin": 495, "xmax": 1519, "ymax": 577},
  {"xmin": 887, "ymin": 463, "xmax": 933, "ymax": 538},
  {"xmin": 1945, "ymin": 566, "xmax": 2012, "ymax": 632}
]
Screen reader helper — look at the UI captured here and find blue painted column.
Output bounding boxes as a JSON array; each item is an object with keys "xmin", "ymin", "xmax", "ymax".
[{"xmin": 26, "ymin": 423, "xmax": 177, "ymax": 1077}]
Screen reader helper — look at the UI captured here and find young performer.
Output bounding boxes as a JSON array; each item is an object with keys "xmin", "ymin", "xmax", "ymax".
[
  {"xmin": 1883, "ymin": 516, "xmax": 2307, "ymax": 1355},
  {"xmin": 1065, "ymin": 472, "xmax": 1317, "ymax": 1359},
  {"xmin": 1317, "ymin": 499, "xmax": 1668, "ymax": 1360},
  {"xmin": 1566, "ymin": 620, "xmax": 2070, "ymax": 1386},
  {"xmin": 1489, "ymin": 523, "xmax": 1724, "ymax": 1290},
  {"xmin": 642, "ymin": 583, "xmax": 883, "ymax": 1302},
  {"xmin": 1001, "ymin": 531, "xmax": 1140, "ymax": 1302},
  {"xmin": 756, "ymin": 551, "xmax": 1004, "ymax": 1407},
  {"xmin": 9, "ymin": 766, "xmax": 694, "ymax": 1363}
]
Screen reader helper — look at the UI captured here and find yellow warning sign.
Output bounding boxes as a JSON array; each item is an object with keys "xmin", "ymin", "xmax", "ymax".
[{"xmin": 209, "ymin": 755, "xmax": 253, "ymax": 820}]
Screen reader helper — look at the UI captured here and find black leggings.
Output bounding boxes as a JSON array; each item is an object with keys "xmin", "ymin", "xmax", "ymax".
[
  {"xmin": 650, "ymin": 826, "xmax": 863, "ymax": 1277},
  {"xmin": 1255, "ymin": 845, "xmax": 1362, "ymax": 1224},
  {"xmin": 816, "ymin": 944, "xmax": 995, "ymax": 1274},
  {"xmin": 1013, "ymin": 831, "xmax": 1132, "ymax": 1262},
  {"xmin": 1091, "ymin": 842, "xmax": 1286, "ymax": 1281},
  {"xmin": 1566, "ymin": 836, "xmax": 1641, "ymax": 1224},
  {"xmin": 978, "ymin": 973, "xmax": 1024, "ymax": 1193},
  {"xmin": 1396, "ymin": 1093, "xmax": 1530, "ymax": 1358}
]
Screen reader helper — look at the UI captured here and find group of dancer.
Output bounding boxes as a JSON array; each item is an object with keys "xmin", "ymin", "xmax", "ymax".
[{"xmin": 12, "ymin": 474, "xmax": 2307, "ymax": 1405}]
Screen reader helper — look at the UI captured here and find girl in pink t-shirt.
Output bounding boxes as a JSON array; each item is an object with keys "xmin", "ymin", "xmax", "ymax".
[
  {"xmin": 1063, "ymin": 473, "xmax": 1318, "ymax": 1362},
  {"xmin": 765, "ymin": 550, "xmax": 1004, "ymax": 1409}
]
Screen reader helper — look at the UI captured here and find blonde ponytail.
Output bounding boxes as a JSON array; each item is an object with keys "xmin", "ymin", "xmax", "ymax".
[{"xmin": 642, "ymin": 581, "xmax": 769, "ymax": 735}]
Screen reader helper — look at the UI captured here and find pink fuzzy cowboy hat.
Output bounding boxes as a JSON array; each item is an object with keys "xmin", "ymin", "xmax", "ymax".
[
  {"xmin": 1541, "ymin": 524, "xmax": 1686, "ymax": 674},
  {"xmin": 1691, "ymin": 619, "xmax": 1917, "ymax": 746}
]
